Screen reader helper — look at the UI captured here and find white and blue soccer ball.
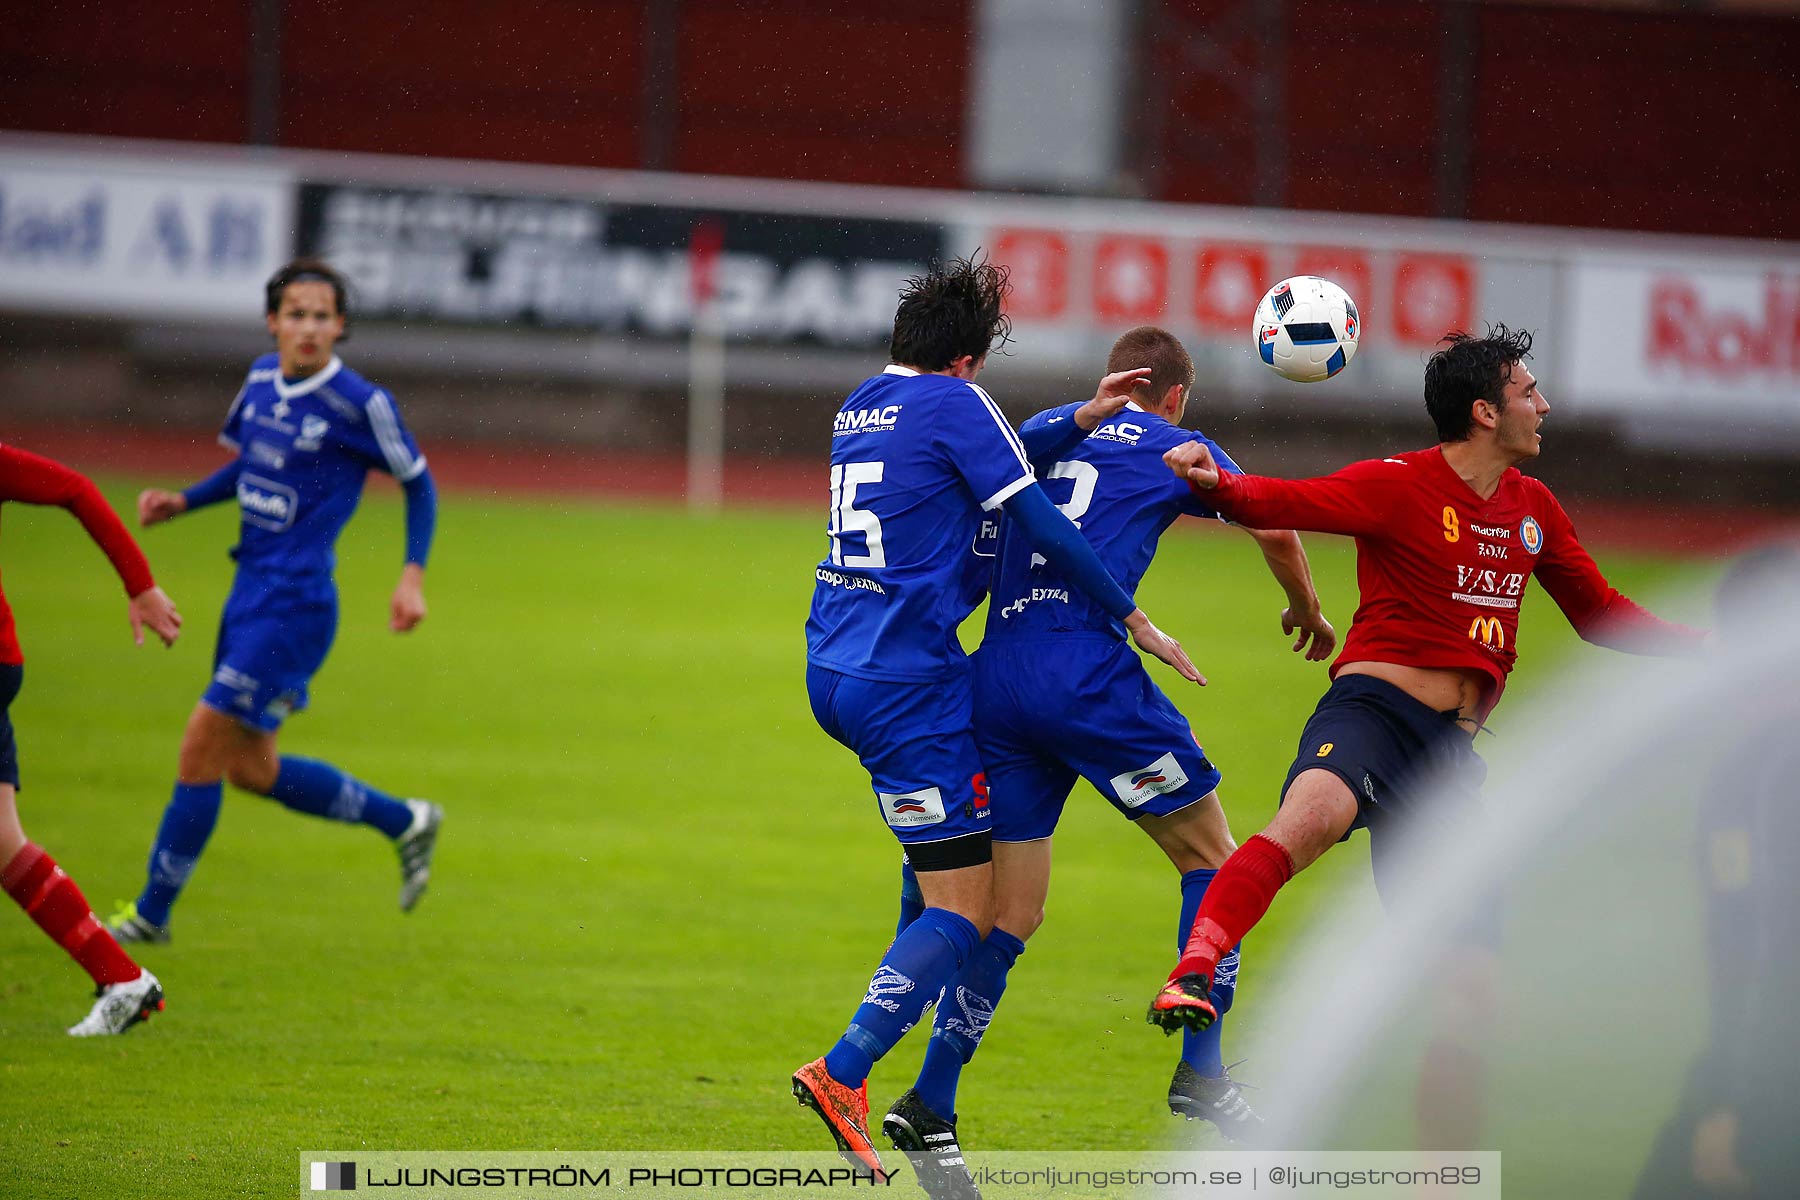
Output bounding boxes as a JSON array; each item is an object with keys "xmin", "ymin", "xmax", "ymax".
[{"xmin": 1253, "ymin": 276, "xmax": 1361, "ymax": 383}]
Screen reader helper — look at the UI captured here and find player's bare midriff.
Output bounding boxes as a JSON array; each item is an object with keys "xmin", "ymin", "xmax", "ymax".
[{"xmin": 1337, "ymin": 661, "xmax": 1488, "ymax": 725}]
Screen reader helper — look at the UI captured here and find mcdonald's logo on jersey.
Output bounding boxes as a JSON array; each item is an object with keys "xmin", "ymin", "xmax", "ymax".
[{"xmin": 1468, "ymin": 616, "xmax": 1506, "ymax": 651}]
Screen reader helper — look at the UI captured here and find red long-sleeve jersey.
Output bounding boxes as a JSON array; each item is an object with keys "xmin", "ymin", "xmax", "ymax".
[
  {"xmin": 1200, "ymin": 446, "xmax": 1706, "ymax": 714},
  {"xmin": 0, "ymin": 443, "xmax": 156, "ymax": 665}
]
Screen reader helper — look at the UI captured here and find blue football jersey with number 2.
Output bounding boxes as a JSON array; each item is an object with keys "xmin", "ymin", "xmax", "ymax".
[
  {"xmin": 806, "ymin": 366, "xmax": 1034, "ymax": 682},
  {"xmin": 985, "ymin": 403, "xmax": 1240, "ymax": 641}
]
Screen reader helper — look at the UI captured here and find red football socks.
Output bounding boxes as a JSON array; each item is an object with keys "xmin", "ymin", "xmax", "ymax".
[
  {"xmin": 1170, "ymin": 833, "xmax": 1294, "ymax": 982},
  {"xmin": 3, "ymin": 842, "xmax": 142, "ymax": 986}
]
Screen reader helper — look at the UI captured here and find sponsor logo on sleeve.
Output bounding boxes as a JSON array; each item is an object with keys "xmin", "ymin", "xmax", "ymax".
[
  {"xmin": 878, "ymin": 786, "xmax": 946, "ymax": 828},
  {"xmin": 1109, "ymin": 752, "xmax": 1191, "ymax": 808}
]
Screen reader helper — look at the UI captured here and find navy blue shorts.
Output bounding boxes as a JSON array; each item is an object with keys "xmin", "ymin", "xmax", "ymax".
[
  {"xmin": 973, "ymin": 635, "xmax": 1223, "ymax": 842},
  {"xmin": 202, "ymin": 573, "xmax": 337, "ymax": 733},
  {"xmin": 0, "ymin": 663, "xmax": 20, "ymax": 788},
  {"xmin": 1283, "ymin": 674, "xmax": 1488, "ymax": 920},
  {"xmin": 806, "ymin": 662, "xmax": 992, "ymax": 869}
]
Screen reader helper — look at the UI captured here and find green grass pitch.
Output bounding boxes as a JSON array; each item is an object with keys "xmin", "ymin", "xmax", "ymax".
[{"xmin": 0, "ymin": 479, "xmax": 1711, "ymax": 1197}]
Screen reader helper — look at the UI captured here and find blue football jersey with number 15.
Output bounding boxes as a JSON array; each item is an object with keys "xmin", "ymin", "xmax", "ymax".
[{"xmin": 805, "ymin": 366, "xmax": 1034, "ymax": 683}]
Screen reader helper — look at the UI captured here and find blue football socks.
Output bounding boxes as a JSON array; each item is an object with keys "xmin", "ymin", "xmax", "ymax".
[
  {"xmin": 823, "ymin": 907, "xmax": 981, "ymax": 1087},
  {"xmin": 267, "ymin": 756, "xmax": 414, "ymax": 838},
  {"xmin": 914, "ymin": 927, "xmax": 1026, "ymax": 1119},
  {"xmin": 137, "ymin": 780, "xmax": 224, "ymax": 925},
  {"xmin": 1179, "ymin": 867, "xmax": 1240, "ymax": 1076}
]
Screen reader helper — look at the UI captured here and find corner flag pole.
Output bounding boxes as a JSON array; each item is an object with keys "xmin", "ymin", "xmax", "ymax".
[{"xmin": 687, "ymin": 219, "xmax": 727, "ymax": 512}]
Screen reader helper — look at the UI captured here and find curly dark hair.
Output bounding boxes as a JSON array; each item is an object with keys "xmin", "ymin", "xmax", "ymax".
[
  {"xmin": 889, "ymin": 255, "xmax": 1012, "ymax": 372},
  {"xmin": 265, "ymin": 257, "xmax": 351, "ymax": 337},
  {"xmin": 1423, "ymin": 324, "xmax": 1534, "ymax": 442}
]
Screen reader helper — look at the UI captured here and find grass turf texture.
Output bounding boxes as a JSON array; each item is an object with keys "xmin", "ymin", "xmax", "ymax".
[{"xmin": 0, "ymin": 479, "xmax": 1713, "ymax": 1198}]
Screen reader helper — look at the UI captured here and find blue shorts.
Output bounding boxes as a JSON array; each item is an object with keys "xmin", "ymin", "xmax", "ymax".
[
  {"xmin": 0, "ymin": 663, "xmax": 21, "ymax": 788},
  {"xmin": 972, "ymin": 636, "xmax": 1223, "ymax": 842},
  {"xmin": 806, "ymin": 663, "xmax": 991, "ymax": 868},
  {"xmin": 1283, "ymin": 673, "xmax": 1489, "ymax": 923},
  {"xmin": 202, "ymin": 573, "xmax": 338, "ymax": 733}
]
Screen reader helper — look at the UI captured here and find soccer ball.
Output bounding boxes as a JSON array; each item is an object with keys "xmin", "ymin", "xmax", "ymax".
[{"xmin": 1253, "ymin": 276, "xmax": 1361, "ymax": 383}]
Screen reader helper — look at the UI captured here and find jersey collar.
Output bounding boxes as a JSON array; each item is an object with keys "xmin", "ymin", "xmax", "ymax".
[
  {"xmin": 274, "ymin": 355, "xmax": 343, "ymax": 402},
  {"xmin": 883, "ymin": 365, "xmax": 919, "ymax": 377}
]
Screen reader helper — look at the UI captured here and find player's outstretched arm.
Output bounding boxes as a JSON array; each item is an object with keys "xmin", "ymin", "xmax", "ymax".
[
  {"xmin": 142, "ymin": 459, "xmax": 242, "ymax": 526},
  {"xmin": 1164, "ymin": 441, "xmax": 1399, "ymax": 538},
  {"xmin": 0, "ymin": 445, "xmax": 182, "ymax": 647},
  {"xmin": 1531, "ymin": 489, "xmax": 1708, "ymax": 655},
  {"xmin": 1002, "ymin": 483, "xmax": 1204, "ymax": 684},
  {"xmin": 1242, "ymin": 526, "xmax": 1337, "ymax": 662}
]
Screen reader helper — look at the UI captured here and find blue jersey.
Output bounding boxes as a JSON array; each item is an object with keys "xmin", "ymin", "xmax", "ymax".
[
  {"xmin": 805, "ymin": 366, "xmax": 1034, "ymax": 683},
  {"xmin": 219, "ymin": 354, "xmax": 427, "ymax": 580},
  {"xmin": 984, "ymin": 403, "xmax": 1240, "ymax": 640}
]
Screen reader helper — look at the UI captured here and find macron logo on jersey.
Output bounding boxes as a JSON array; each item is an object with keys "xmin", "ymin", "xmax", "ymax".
[
  {"xmin": 878, "ymin": 786, "xmax": 946, "ymax": 828},
  {"xmin": 1109, "ymin": 753, "xmax": 1190, "ymax": 808},
  {"xmin": 834, "ymin": 405, "xmax": 902, "ymax": 436}
]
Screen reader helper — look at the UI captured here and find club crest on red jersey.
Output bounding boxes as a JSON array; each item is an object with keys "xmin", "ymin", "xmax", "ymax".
[{"xmin": 1520, "ymin": 516, "xmax": 1543, "ymax": 554}]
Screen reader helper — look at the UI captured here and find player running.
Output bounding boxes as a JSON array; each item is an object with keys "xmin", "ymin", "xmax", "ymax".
[
  {"xmin": 882, "ymin": 326, "xmax": 1335, "ymax": 1194},
  {"xmin": 0, "ymin": 443, "xmax": 182, "ymax": 1034},
  {"xmin": 108, "ymin": 258, "xmax": 443, "ymax": 945},
  {"xmin": 794, "ymin": 258, "xmax": 1200, "ymax": 1178},
  {"xmin": 1145, "ymin": 325, "xmax": 1705, "ymax": 1040}
]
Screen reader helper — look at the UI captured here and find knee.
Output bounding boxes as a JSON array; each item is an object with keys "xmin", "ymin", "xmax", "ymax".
[
  {"xmin": 995, "ymin": 899, "xmax": 1044, "ymax": 941},
  {"xmin": 225, "ymin": 757, "xmax": 278, "ymax": 795}
]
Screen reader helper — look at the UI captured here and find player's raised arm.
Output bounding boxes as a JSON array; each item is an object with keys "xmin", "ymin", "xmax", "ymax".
[
  {"xmin": 0, "ymin": 445, "xmax": 182, "ymax": 647},
  {"xmin": 1165, "ymin": 442, "xmax": 1403, "ymax": 539},
  {"xmin": 1529, "ymin": 486, "xmax": 1707, "ymax": 655},
  {"xmin": 1017, "ymin": 367, "xmax": 1154, "ymax": 470}
]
